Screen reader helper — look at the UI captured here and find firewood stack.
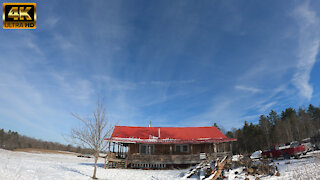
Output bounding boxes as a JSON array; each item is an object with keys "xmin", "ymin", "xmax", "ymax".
[{"xmin": 183, "ymin": 155, "xmax": 280, "ymax": 179}]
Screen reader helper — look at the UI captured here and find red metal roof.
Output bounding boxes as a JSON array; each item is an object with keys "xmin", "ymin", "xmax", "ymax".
[{"xmin": 108, "ymin": 126, "xmax": 236, "ymax": 144}]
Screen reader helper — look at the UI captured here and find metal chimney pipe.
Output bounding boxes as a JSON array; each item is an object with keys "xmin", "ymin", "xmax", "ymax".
[{"xmin": 158, "ymin": 128, "xmax": 161, "ymax": 138}]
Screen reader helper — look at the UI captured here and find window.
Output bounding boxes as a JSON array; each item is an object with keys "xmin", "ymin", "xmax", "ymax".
[
  {"xmin": 175, "ymin": 144, "xmax": 189, "ymax": 153},
  {"xmin": 140, "ymin": 144, "xmax": 147, "ymax": 154},
  {"xmin": 139, "ymin": 144, "xmax": 154, "ymax": 154},
  {"xmin": 183, "ymin": 145, "xmax": 188, "ymax": 152}
]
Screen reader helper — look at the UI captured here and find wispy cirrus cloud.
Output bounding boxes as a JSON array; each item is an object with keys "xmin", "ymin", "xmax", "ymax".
[
  {"xmin": 45, "ymin": 17, "xmax": 60, "ymax": 27},
  {"xmin": 51, "ymin": 72, "xmax": 95, "ymax": 101},
  {"xmin": 234, "ymin": 85, "xmax": 262, "ymax": 93},
  {"xmin": 258, "ymin": 101, "xmax": 277, "ymax": 113},
  {"xmin": 292, "ymin": 1, "xmax": 320, "ymax": 100}
]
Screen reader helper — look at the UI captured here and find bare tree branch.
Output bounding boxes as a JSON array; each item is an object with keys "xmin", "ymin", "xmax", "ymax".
[{"xmin": 70, "ymin": 97, "xmax": 114, "ymax": 179}]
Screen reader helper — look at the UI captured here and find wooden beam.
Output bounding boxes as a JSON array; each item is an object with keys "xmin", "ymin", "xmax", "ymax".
[
  {"xmin": 108, "ymin": 141, "xmax": 111, "ymax": 153},
  {"xmin": 104, "ymin": 156, "xmax": 107, "ymax": 169},
  {"xmin": 118, "ymin": 143, "xmax": 120, "ymax": 155},
  {"xmin": 208, "ymin": 156, "xmax": 228, "ymax": 180}
]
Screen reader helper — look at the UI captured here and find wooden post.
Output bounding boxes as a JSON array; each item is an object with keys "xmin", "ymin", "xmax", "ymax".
[
  {"xmin": 104, "ymin": 156, "xmax": 107, "ymax": 169},
  {"xmin": 222, "ymin": 142, "xmax": 225, "ymax": 152},
  {"xmin": 213, "ymin": 143, "xmax": 217, "ymax": 153},
  {"xmin": 229, "ymin": 142, "xmax": 232, "ymax": 153},
  {"xmin": 170, "ymin": 145, "xmax": 172, "ymax": 155},
  {"xmin": 118, "ymin": 143, "xmax": 120, "ymax": 157},
  {"xmin": 190, "ymin": 144, "xmax": 193, "ymax": 154}
]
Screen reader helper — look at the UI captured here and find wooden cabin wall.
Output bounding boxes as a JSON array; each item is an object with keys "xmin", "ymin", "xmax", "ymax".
[
  {"xmin": 192, "ymin": 144, "xmax": 212, "ymax": 153},
  {"xmin": 127, "ymin": 143, "xmax": 231, "ymax": 155},
  {"xmin": 154, "ymin": 144, "xmax": 170, "ymax": 155},
  {"xmin": 129, "ymin": 144, "xmax": 139, "ymax": 154},
  {"xmin": 129, "ymin": 144, "xmax": 172, "ymax": 155}
]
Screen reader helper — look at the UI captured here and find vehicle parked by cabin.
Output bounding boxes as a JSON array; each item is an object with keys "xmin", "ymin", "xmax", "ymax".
[
  {"xmin": 311, "ymin": 130, "xmax": 320, "ymax": 150},
  {"xmin": 301, "ymin": 138, "xmax": 314, "ymax": 152},
  {"xmin": 262, "ymin": 142, "xmax": 306, "ymax": 159}
]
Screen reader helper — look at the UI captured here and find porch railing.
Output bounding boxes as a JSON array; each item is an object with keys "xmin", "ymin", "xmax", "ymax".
[
  {"xmin": 126, "ymin": 152, "xmax": 231, "ymax": 164},
  {"xmin": 127, "ymin": 154, "xmax": 200, "ymax": 164}
]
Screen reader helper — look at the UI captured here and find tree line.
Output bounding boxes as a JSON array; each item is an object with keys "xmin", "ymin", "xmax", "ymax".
[
  {"xmin": 224, "ymin": 104, "xmax": 320, "ymax": 154},
  {"xmin": 0, "ymin": 129, "xmax": 93, "ymax": 154}
]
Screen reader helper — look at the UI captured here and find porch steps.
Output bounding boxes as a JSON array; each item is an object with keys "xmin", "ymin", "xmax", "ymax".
[
  {"xmin": 107, "ymin": 161, "xmax": 126, "ymax": 168},
  {"xmin": 115, "ymin": 161, "xmax": 126, "ymax": 168}
]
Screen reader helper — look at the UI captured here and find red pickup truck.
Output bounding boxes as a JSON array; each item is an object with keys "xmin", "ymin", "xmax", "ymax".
[{"xmin": 262, "ymin": 142, "xmax": 306, "ymax": 159}]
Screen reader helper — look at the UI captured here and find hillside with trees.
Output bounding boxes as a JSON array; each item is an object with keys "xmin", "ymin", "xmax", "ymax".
[
  {"xmin": 226, "ymin": 104, "xmax": 320, "ymax": 154},
  {"xmin": 0, "ymin": 129, "xmax": 92, "ymax": 154}
]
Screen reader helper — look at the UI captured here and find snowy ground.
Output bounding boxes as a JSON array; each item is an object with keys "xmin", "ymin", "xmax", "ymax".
[
  {"xmin": 268, "ymin": 151, "xmax": 320, "ymax": 180},
  {"xmin": 226, "ymin": 151, "xmax": 320, "ymax": 180},
  {"xmin": 0, "ymin": 149, "xmax": 184, "ymax": 180},
  {"xmin": 0, "ymin": 149, "xmax": 319, "ymax": 180}
]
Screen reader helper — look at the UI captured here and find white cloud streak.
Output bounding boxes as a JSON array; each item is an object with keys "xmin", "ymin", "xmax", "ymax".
[
  {"xmin": 292, "ymin": 2, "xmax": 320, "ymax": 100},
  {"xmin": 258, "ymin": 101, "xmax": 277, "ymax": 113},
  {"xmin": 51, "ymin": 72, "xmax": 95, "ymax": 101},
  {"xmin": 234, "ymin": 85, "xmax": 262, "ymax": 93}
]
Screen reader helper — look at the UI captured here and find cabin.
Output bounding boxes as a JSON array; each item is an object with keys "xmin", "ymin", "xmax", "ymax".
[{"xmin": 106, "ymin": 126, "xmax": 236, "ymax": 169}]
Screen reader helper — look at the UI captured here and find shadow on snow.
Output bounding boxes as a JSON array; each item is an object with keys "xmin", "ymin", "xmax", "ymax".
[
  {"xmin": 79, "ymin": 163, "xmax": 105, "ymax": 168},
  {"xmin": 58, "ymin": 165, "xmax": 91, "ymax": 177}
]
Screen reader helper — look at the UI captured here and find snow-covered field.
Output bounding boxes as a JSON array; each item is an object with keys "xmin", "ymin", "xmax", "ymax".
[
  {"xmin": 226, "ymin": 151, "xmax": 320, "ymax": 180},
  {"xmin": 268, "ymin": 151, "xmax": 320, "ymax": 180},
  {"xmin": 0, "ymin": 149, "xmax": 319, "ymax": 180},
  {"xmin": 0, "ymin": 149, "xmax": 184, "ymax": 180}
]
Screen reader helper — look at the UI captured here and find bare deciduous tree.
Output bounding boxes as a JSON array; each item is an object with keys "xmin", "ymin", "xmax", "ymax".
[{"xmin": 71, "ymin": 98, "xmax": 114, "ymax": 179}]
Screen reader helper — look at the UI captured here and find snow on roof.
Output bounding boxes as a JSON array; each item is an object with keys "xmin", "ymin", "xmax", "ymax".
[{"xmin": 107, "ymin": 126, "xmax": 236, "ymax": 144}]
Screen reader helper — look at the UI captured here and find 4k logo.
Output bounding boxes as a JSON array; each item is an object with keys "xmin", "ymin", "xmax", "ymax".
[{"xmin": 3, "ymin": 3, "xmax": 36, "ymax": 29}]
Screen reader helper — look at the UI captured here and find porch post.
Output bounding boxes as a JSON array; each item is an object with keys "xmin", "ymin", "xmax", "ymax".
[
  {"xmin": 104, "ymin": 156, "xmax": 107, "ymax": 169},
  {"xmin": 229, "ymin": 142, "xmax": 232, "ymax": 153},
  {"xmin": 120, "ymin": 145, "xmax": 122, "ymax": 157},
  {"xmin": 118, "ymin": 143, "xmax": 120, "ymax": 156},
  {"xmin": 213, "ymin": 143, "xmax": 217, "ymax": 153},
  {"xmin": 170, "ymin": 145, "xmax": 173, "ymax": 155},
  {"xmin": 222, "ymin": 142, "xmax": 225, "ymax": 152},
  {"xmin": 190, "ymin": 144, "xmax": 193, "ymax": 154},
  {"xmin": 128, "ymin": 144, "xmax": 130, "ymax": 156},
  {"xmin": 217, "ymin": 143, "xmax": 219, "ymax": 152},
  {"xmin": 108, "ymin": 140, "xmax": 111, "ymax": 153}
]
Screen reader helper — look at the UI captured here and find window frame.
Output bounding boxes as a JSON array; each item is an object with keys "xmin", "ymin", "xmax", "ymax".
[
  {"xmin": 174, "ymin": 144, "xmax": 189, "ymax": 153},
  {"xmin": 139, "ymin": 144, "xmax": 155, "ymax": 155}
]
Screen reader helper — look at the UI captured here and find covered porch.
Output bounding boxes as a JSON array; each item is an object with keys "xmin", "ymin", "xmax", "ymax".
[{"xmin": 106, "ymin": 141, "xmax": 234, "ymax": 168}]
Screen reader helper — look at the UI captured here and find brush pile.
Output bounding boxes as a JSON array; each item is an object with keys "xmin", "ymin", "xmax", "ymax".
[
  {"xmin": 182, "ymin": 155, "xmax": 280, "ymax": 179},
  {"xmin": 232, "ymin": 156, "xmax": 279, "ymax": 177}
]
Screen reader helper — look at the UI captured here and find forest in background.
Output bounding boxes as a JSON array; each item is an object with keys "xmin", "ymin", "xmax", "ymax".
[
  {"xmin": 224, "ymin": 104, "xmax": 320, "ymax": 154},
  {"xmin": 0, "ymin": 129, "xmax": 93, "ymax": 154},
  {"xmin": 2, "ymin": 104, "xmax": 320, "ymax": 155}
]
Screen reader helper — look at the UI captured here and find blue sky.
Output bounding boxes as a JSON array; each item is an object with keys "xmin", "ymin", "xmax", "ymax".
[{"xmin": 0, "ymin": 0, "xmax": 319, "ymax": 143}]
